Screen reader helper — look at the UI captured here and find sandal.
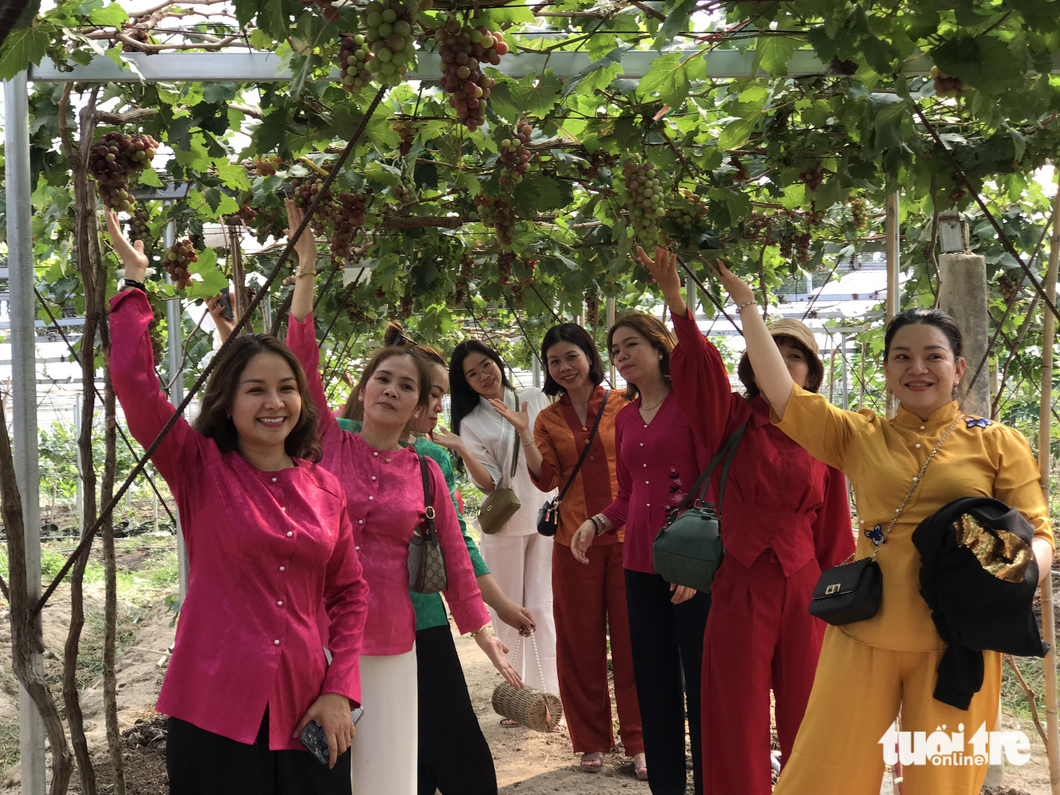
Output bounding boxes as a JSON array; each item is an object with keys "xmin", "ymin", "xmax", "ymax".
[
  {"xmin": 580, "ymin": 751, "xmax": 605, "ymax": 772},
  {"xmin": 499, "ymin": 718, "xmax": 519, "ymax": 727},
  {"xmin": 634, "ymin": 752, "xmax": 647, "ymax": 781}
]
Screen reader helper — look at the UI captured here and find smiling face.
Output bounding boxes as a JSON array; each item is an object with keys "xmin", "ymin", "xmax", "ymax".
[
  {"xmin": 884, "ymin": 323, "xmax": 967, "ymax": 418},
  {"xmin": 229, "ymin": 352, "xmax": 302, "ymax": 453},
  {"xmin": 414, "ymin": 362, "xmax": 449, "ymax": 434},
  {"xmin": 359, "ymin": 353, "xmax": 423, "ymax": 428},
  {"xmin": 610, "ymin": 325, "xmax": 662, "ymax": 389},
  {"xmin": 546, "ymin": 342, "xmax": 591, "ymax": 394},
  {"xmin": 462, "ymin": 353, "xmax": 504, "ymax": 400},
  {"xmin": 777, "ymin": 337, "xmax": 811, "ymax": 390}
]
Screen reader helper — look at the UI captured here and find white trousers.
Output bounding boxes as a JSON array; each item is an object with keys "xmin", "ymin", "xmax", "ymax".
[
  {"xmin": 479, "ymin": 533, "xmax": 559, "ymax": 695},
  {"xmin": 350, "ymin": 647, "xmax": 417, "ymax": 794}
]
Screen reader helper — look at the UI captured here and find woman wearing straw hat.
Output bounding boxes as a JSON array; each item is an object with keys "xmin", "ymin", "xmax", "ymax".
[{"xmin": 638, "ymin": 246, "xmax": 855, "ymax": 795}]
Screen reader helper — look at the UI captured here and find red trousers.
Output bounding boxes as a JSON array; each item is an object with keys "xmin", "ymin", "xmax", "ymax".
[
  {"xmin": 552, "ymin": 541, "xmax": 643, "ymax": 755},
  {"xmin": 701, "ymin": 551, "xmax": 823, "ymax": 795}
]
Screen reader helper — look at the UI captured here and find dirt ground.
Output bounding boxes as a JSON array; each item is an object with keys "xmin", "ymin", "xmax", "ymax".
[{"xmin": 0, "ymin": 587, "xmax": 1057, "ymax": 794}]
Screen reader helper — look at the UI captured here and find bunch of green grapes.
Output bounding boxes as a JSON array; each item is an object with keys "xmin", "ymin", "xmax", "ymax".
[
  {"xmin": 361, "ymin": 0, "xmax": 420, "ymax": 88},
  {"xmin": 620, "ymin": 158, "xmax": 666, "ymax": 249},
  {"xmin": 339, "ymin": 34, "xmax": 374, "ymax": 92}
]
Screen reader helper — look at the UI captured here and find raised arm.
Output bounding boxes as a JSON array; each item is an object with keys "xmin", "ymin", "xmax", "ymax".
[
  {"xmin": 712, "ymin": 259, "xmax": 795, "ymax": 418},
  {"xmin": 286, "ymin": 198, "xmax": 319, "ymax": 323},
  {"xmin": 105, "ymin": 211, "xmax": 210, "ymax": 485},
  {"xmin": 638, "ymin": 245, "xmax": 739, "ymax": 450},
  {"xmin": 487, "ymin": 398, "xmax": 545, "ymax": 481}
]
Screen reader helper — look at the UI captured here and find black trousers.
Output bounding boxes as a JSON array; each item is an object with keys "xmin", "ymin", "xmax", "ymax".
[
  {"xmin": 625, "ymin": 569, "xmax": 710, "ymax": 795},
  {"xmin": 167, "ymin": 707, "xmax": 351, "ymax": 795},
  {"xmin": 416, "ymin": 625, "xmax": 498, "ymax": 795}
]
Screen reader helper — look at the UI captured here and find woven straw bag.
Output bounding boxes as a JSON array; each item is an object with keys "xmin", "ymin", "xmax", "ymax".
[{"xmin": 490, "ymin": 634, "xmax": 562, "ymax": 732}]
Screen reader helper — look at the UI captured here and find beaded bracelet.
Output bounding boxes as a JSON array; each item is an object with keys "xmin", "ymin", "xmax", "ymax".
[{"xmin": 736, "ymin": 299, "xmax": 756, "ymax": 313}]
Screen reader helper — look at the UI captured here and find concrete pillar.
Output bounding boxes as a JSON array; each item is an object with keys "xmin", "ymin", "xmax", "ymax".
[{"xmin": 937, "ymin": 253, "xmax": 990, "ymax": 418}]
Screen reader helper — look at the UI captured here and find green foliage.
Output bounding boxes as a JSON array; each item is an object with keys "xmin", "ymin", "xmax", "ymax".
[{"xmin": 5, "ymin": 0, "xmax": 1060, "ymax": 422}]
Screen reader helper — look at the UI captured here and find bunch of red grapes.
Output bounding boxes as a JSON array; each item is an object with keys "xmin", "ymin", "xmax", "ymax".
[
  {"xmin": 930, "ymin": 66, "xmax": 964, "ymax": 98},
  {"xmin": 164, "ymin": 239, "xmax": 197, "ymax": 289},
  {"xmin": 126, "ymin": 207, "xmax": 153, "ymax": 252},
  {"xmin": 339, "ymin": 34, "xmax": 375, "ymax": 92},
  {"xmin": 498, "ymin": 124, "xmax": 533, "ymax": 186},
  {"xmin": 436, "ymin": 18, "xmax": 504, "ymax": 131},
  {"xmin": 329, "ymin": 192, "xmax": 369, "ymax": 260},
  {"xmin": 291, "ymin": 177, "xmax": 333, "ymax": 236},
  {"xmin": 475, "ymin": 194, "xmax": 517, "ymax": 248},
  {"xmin": 88, "ymin": 131, "xmax": 159, "ymax": 212},
  {"xmin": 255, "ymin": 156, "xmax": 282, "ymax": 176}
]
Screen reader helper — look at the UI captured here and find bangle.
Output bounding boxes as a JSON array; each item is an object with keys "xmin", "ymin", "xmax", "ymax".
[
  {"xmin": 469, "ymin": 624, "xmax": 489, "ymax": 638},
  {"xmin": 736, "ymin": 299, "xmax": 756, "ymax": 313},
  {"xmin": 592, "ymin": 515, "xmax": 608, "ymax": 536},
  {"xmin": 296, "ymin": 269, "xmax": 317, "ymax": 278},
  {"xmin": 122, "ymin": 278, "xmax": 146, "ymax": 293},
  {"xmin": 521, "ymin": 438, "xmax": 535, "ymax": 447}
]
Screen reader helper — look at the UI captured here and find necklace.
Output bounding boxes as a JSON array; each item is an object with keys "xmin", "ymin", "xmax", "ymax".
[{"xmin": 640, "ymin": 395, "xmax": 667, "ymax": 413}]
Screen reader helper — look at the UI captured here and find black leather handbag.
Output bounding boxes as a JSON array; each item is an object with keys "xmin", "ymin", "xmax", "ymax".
[
  {"xmin": 408, "ymin": 454, "xmax": 447, "ymax": 594},
  {"xmin": 808, "ymin": 556, "xmax": 882, "ymax": 625},
  {"xmin": 808, "ymin": 412, "xmax": 964, "ymax": 626},
  {"xmin": 651, "ymin": 421, "xmax": 746, "ymax": 594},
  {"xmin": 537, "ymin": 391, "xmax": 609, "ymax": 537}
]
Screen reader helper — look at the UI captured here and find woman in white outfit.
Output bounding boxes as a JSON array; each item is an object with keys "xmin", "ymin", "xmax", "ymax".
[{"xmin": 435, "ymin": 340, "xmax": 560, "ymax": 705}]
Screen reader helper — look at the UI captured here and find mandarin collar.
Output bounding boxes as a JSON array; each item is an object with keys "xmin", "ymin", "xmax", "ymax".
[
  {"xmin": 350, "ymin": 430, "xmax": 415, "ymax": 458},
  {"xmin": 893, "ymin": 399, "xmax": 961, "ymax": 430}
]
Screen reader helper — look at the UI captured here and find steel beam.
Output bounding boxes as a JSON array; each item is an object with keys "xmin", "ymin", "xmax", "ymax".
[{"xmin": 4, "ymin": 71, "xmax": 47, "ymax": 795}]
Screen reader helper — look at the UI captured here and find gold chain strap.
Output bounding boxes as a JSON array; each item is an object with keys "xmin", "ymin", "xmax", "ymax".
[{"xmin": 867, "ymin": 413, "xmax": 965, "ymax": 561}]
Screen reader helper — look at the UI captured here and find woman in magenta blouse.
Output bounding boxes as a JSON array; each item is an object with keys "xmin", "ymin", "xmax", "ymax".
[
  {"xmin": 571, "ymin": 312, "xmax": 710, "ymax": 794},
  {"xmin": 105, "ymin": 211, "xmax": 368, "ymax": 794},
  {"xmin": 639, "ymin": 247, "xmax": 854, "ymax": 795},
  {"xmin": 283, "ymin": 202, "xmax": 490, "ymax": 794}
]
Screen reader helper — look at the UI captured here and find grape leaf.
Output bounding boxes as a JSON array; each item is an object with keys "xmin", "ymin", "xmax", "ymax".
[
  {"xmin": 753, "ymin": 36, "xmax": 796, "ymax": 76},
  {"xmin": 137, "ymin": 166, "xmax": 163, "ymax": 188},
  {"xmin": 561, "ymin": 47, "xmax": 624, "ymax": 98},
  {"xmin": 257, "ymin": 0, "xmax": 288, "ymax": 42},
  {"xmin": 638, "ymin": 52, "xmax": 705, "ymax": 106},
  {"xmin": 717, "ymin": 116, "xmax": 758, "ymax": 151},
  {"xmin": 0, "ymin": 25, "xmax": 50, "ymax": 81},
  {"xmin": 514, "ymin": 174, "xmax": 573, "ymax": 213},
  {"xmin": 88, "ymin": 3, "xmax": 127, "ymax": 26},
  {"xmin": 214, "ymin": 160, "xmax": 251, "ymax": 192},
  {"xmin": 519, "ymin": 71, "xmax": 562, "ymax": 113},
  {"xmin": 654, "ymin": 0, "xmax": 697, "ymax": 47},
  {"xmin": 250, "ymin": 112, "xmax": 289, "ymax": 157}
]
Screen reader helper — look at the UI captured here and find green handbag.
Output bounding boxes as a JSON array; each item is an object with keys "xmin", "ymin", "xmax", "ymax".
[{"xmin": 651, "ymin": 421, "xmax": 747, "ymax": 594}]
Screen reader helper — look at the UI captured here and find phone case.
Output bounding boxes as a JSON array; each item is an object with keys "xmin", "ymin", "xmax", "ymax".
[{"xmin": 300, "ymin": 720, "xmax": 330, "ymax": 766}]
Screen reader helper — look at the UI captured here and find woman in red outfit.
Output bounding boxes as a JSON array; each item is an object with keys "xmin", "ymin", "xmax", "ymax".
[
  {"xmin": 105, "ymin": 211, "xmax": 368, "ymax": 794},
  {"xmin": 495, "ymin": 323, "xmax": 644, "ymax": 775},
  {"xmin": 638, "ymin": 247, "xmax": 854, "ymax": 795},
  {"xmin": 571, "ymin": 312, "xmax": 710, "ymax": 794}
]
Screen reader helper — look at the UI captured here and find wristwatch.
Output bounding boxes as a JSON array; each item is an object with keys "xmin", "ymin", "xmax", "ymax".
[{"xmin": 122, "ymin": 278, "xmax": 147, "ymax": 293}]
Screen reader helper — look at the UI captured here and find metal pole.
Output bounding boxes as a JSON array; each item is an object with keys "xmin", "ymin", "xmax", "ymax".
[
  {"xmin": 4, "ymin": 72, "xmax": 47, "ymax": 795},
  {"xmin": 163, "ymin": 216, "xmax": 189, "ymax": 605},
  {"xmin": 1039, "ymin": 181, "xmax": 1060, "ymax": 795},
  {"xmin": 885, "ymin": 191, "xmax": 900, "ymax": 418}
]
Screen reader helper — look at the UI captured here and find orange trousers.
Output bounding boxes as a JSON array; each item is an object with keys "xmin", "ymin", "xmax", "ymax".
[{"xmin": 552, "ymin": 541, "xmax": 643, "ymax": 755}]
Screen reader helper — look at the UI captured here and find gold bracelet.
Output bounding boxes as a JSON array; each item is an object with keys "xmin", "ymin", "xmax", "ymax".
[
  {"xmin": 296, "ymin": 269, "xmax": 317, "ymax": 278},
  {"xmin": 736, "ymin": 299, "xmax": 756, "ymax": 313},
  {"xmin": 469, "ymin": 624, "xmax": 490, "ymax": 638}
]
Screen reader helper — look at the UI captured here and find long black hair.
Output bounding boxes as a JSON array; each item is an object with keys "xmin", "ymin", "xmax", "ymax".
[
  {"xmin": 540, "ymin": 323, "xmax": 605, "ymax": 397},
  {"xmin": 449, "ymin": 339, "xmax": 512, "ymax": 435}
]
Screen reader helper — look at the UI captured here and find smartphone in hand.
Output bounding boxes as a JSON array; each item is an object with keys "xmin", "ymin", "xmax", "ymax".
[
  {"xmin": 300, "ymin": 708, "xmax": 364, "ymax": 766},
  {"xmin": 216, "ymin": 286, "xmax": 234, "ymax": 320}
]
